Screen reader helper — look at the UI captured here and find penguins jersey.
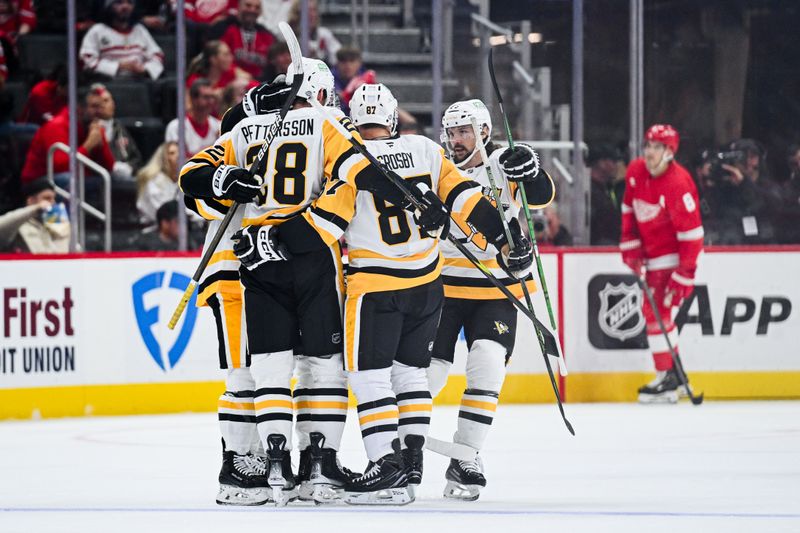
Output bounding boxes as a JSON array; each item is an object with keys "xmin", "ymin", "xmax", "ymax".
[
  {"xmin": 288, "ymin": 134, "xmax": 485, "ymax": 296},
  {"xmin": 441, "ymin": 149, "xmax": 555, "ymax": 300}
]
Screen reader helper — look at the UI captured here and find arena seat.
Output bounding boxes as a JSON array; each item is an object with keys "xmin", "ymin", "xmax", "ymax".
[
  {"xmin": 17, "ymin": 34, "xmax": 67, "ymax": 78},
  {"xmin": 104, "ymin": 82, "xmax": 154, "ymax": 118}
]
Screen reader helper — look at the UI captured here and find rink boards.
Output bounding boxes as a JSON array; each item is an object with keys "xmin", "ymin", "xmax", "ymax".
[{"xmin": 1, "ymin": 247, "xmax": 799, "ymax": 419}]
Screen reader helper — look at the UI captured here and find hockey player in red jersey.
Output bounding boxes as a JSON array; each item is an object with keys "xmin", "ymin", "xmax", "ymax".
[{"xmin": 620, "ymin": 124, "xmax": 704, "ymax": 403}]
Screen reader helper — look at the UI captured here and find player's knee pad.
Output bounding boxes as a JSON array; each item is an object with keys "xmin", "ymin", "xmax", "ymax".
[
  {"xmin": 466, "ymin": 339, "xmax": 507, "ymax": 392},
  {"xmin": 249, "ymin": 350, "xmax": 294, "ymax": 387},
  {"xmin": 296, "ymin": 353, "xmax": 346, "ymax": 388},
  {"xmin": 347, "ymin": 367, "xmax": 393, "ymax": 403},
  {"xmin": 225, "ymin": 367, "xmax": 255, "ymax": 393},
  {"xmin": 427, "ymin": 358, "xmax": 452, "ymax": 398},
  {"xmin": 390, "ymin": 361, "xmax": 427, "ymax": 395}
]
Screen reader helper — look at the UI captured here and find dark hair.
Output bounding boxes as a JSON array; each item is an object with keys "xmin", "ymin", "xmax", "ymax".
[
  {"xmin": 587, "ymin": 143, "xmax": 623, "ymax": 165},
  {"xmin": 156, "ymin": 200, "xmax": 178, "ymax": 225},
  {"xmin": 336, "ymin": 46, "xmax": 362, "ymax": 63},
  {"xmin": 189, "ymin": 77, "xmax": 213, "ymax": 99},
  {"xmin": 268, "ymin": 40, "xmax": 290, "ymax": 62},
  {"xmin": 187, "ymin": 40, "xmax": 225, "ymax": 77}
]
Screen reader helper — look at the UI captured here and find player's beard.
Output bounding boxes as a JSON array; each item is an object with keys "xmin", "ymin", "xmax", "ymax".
[{"xmin": 452, "ymin": 142, "xmax": 470, "ymax": 164}]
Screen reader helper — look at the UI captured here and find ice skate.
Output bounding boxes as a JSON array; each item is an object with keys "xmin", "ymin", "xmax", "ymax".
[
  {"xmin": 444, "ymin": 456, "xmax": 486, "ymax": 501},
  {"xmin": 401, "ymin": 434, "xmax": 424, "ymax": 498},
  {"xmin": 344, "ymin": 441, "xmax": 411, "ymax": 506},
  {"xmin": 299, "ymin": 432, "xmax": 359, "ymax": 504},
  {"xmin": 265, "ymin": 434, "xmax": 298, "ymax": 506},
  {"xmin": 216, "ymin": 451, "xmax": 270, "ymax": 506},
  {"xmin": 637, "ymin": 369, "xmax": 681, "ymax": 404}
]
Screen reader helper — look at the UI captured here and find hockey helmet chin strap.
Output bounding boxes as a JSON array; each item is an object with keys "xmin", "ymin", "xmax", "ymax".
[{"xmin": 450, "ymin": 130, "xmax": 490, "ymax": 170}]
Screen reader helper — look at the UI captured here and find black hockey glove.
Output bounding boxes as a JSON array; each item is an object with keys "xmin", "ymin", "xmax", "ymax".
[
  {"xmin": 411, "ymin": 182, "xmax": 451, "ymax": 239},
  {"xmin": 212, "ymin": 165, "xmax": 262, "ymax": 203},
  {"xmin": 493, "ymin": 220, "xmax": 534, "ymax": 279},
  {"xmin": 242, "ymin": 75, "xmax": 292, "ymax": 117},
  {"xmin": 499, "ymin": 143, "xmax": 540, "ymax": 183},
  {"xmin": 232, "ymin": 225, "xmax": 292, "ymax": 270}
]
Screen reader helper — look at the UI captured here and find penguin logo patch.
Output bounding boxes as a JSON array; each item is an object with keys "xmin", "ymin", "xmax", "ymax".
[{"xmin": 493, "ymin": 321, "xmax": 510, "ymax": 335}]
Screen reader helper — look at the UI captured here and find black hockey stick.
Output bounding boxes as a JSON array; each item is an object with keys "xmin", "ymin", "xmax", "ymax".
[
  {"xmin": 309, "ymin": 98, "xmax": 574, "ymax": 436},
  {"xmin": 168, "ymin": 22, "xmax": 304, "ymax": 330},
  {"xmin": 636, "ymin": 274, "xmax": 704, "ymax": 405},
  {"xmin": 488, "ymin": 48, "xmax": 564, "ymax": 374}
]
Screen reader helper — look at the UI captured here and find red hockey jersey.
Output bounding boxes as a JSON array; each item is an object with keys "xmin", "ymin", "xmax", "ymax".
[{"xmin": 620, "ymin": 158, "xmax": 703, "ymax": 278}]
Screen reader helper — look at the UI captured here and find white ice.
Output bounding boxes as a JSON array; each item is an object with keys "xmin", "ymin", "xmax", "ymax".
[{"xmin": 1, "ymin": 402, "xmax": 799, "ymax": 533}]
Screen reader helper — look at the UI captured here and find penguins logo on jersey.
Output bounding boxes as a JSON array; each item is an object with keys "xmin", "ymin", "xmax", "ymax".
[{"xmin": 494, "ymin": 321, "xmax": 510, "ymax": 335}]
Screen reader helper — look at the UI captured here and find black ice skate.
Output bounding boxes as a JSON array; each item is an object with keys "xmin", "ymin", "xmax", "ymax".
[
  {"xmin": 401, "ymin": 434, "xmax": 425, "ymax": 498},
  {"xmin": 444, "ymin": 455, "xmax": 486, "ymax": 501},
  {"xmin": 344, "ymin": 440, "xmax": 411, "ymax": 506},
  {"xmin": 637, "ymin": 369, "xmax": 683, "ymax": 404},
  {"xmin": 216, "ymin": 450, "xmax": 270, "ymax": 506},
  {"xmin": 299, "ymin": 432, "xmax": 360, "ymax": 504},
  {"xmin": 265, "ymin": 434, "xmax": 298, "ymax": 506}
]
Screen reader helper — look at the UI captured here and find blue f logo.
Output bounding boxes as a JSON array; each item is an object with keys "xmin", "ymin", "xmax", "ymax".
[{"xmin": 131, "ymin": 271, "xmax": 198, "ymax": 371}]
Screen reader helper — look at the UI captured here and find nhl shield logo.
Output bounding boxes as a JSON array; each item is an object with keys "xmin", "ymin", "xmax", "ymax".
[{"xmin": 598, "ymin": 281, "xmax": 645, "ymax": 341}]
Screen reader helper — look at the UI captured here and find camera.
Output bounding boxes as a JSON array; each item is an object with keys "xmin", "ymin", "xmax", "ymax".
[
  {"xmin": 702, "ymin": 149, "xmax": 746, "ymax": 182},
  {"xmin": 531, "ymin": 213, "xmax": 548, "ymax": 234}
]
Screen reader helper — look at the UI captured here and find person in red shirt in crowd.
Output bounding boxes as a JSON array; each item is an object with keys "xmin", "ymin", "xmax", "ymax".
[
  {"xmin": 186, "ymin": 40, "xmax": 251, "ymax": 113},
  {"xmin": 0, "ymin": 0, "xmax": 36, "ymax": 43},
  {"xmin": 18, "ymin": 65, "xmax": 67, "ymax": 124},
  {"xmin": 180, "ymin": 0, "xmax": 237, "ymax": 55},
  {"xmin": 216, "ymin": 0, "xmax": 274, "ymax": 80},
  {"xmin": 620, "ymin": 124, "xmax": 704, "ymax": 404},
  {"xmin": 20, "ymin": 86, "xmax": 115, "ymax": 187}
]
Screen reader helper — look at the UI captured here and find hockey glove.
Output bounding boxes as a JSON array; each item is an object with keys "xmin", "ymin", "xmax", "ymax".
[
  {"xmin": 242, "ymin": 75, "xmax": 292, "ymax": 117},
  {"xmin": 411, "ymin": 182, "xmax": 450, "ymax": 239},
  {"xmin": 499, "ymin": 143, "xmax": 541, "ymax": 183},
  {"xmin": 495, "ymin": 221, "xmax": 534, "ymax": 279},
  {"xmin": 212, "ymin": 165, "xmax": 262, "ymax": 203},
  {"xmin": 621, "ymin": 241, "xmax": 644, "ymax": 275},
  {"xmin": 664, "ymin": 270, "xmax": 694, "ymax": 308},
  {"xmin": 232, "ymin": 225, "xmax": 292, "ymax": 270}
]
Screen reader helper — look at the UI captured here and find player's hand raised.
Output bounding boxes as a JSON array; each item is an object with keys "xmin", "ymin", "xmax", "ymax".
[
  {"xmin": 232, "ymin": 225, "xmax": 292, "ymax": 270},
  {"xmin": 499, "ymin": 144, "xmax": 540, "ymax": 183},
  {"xmin": 212, "ymin": 165, "xmax": 262, "ymax": 203},
  {"xmin": 242, "ymin": 75, "xmax": 292, "ymax": 116}
]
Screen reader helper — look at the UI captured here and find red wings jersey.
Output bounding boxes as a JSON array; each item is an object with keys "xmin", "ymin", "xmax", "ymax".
[
  {"xmin": 620, "ymin": 158, "xmax": 704, "ymax": 276},
  {"xmin": 220, "ymin": 23, "xmax": 275, "ymax": 79}
]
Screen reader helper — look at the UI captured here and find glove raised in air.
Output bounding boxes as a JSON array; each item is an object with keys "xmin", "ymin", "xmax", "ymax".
[
  {"xmin": 232, "ymin": 225, "xmax": 292, "ymax": 270},
  {"xmin": 499, "ymin": 144, "xmax": 541, "ymax": 183},
  {"xmin": 242, "ymin": 75, "xmax": 293, "ymax": 117},
  {"xmin": 212, "ymin": 165, "xmax": 262, "ymax": 203}
]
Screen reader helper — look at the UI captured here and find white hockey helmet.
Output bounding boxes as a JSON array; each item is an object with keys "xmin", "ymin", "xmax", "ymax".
[
  {"xmin": 286, "ymin": 57, "xmax": 335, "ymax": 105},
  {"xmin": 440, "ymin": 99, "xmax": 493, "ymax": 168},
  {"xmin": 349, "ymin": 83, "xmax": 399, "ymax": 135}
]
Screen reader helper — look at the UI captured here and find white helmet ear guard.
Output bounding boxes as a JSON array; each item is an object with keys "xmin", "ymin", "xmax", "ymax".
[
  {"xmin": 286, "ymin": 58, "xmax": 335, "ymax": 105},
  {"xmin": 440, "ymin": 99, "xmax": 493, "ymax": 168},
  {"xmin": 349, "ymin": 83, "xmax": 399, "ymax": 135}
]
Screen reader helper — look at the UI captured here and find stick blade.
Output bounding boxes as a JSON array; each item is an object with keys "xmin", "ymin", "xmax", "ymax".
[
  {"xmin": 278, "ymin": 22, "xmax": 302, "ymax": 67},
  {"xmin": 425, "ymin": 437, "xmax": 478, "ymax": 461}
]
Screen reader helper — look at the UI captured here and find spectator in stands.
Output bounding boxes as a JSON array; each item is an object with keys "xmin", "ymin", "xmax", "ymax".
[
  {"xmin": 183, "ymin": 0, "xmax": 236, "ymax": 55},
  {"xmin": 220, "ymin": 76, "xmax": 253, "ymax": 113},
  {"xmin": 165, "ymin": 78, "xmax": 221, "ymax": 160},
  {"xmin": 85, "ymin": 83, "xmax": 143, "ymax": 180},
  {"xmin": 775, "ymin": 144, "xmax": 800, "ymax": 244},
  {"xmin": 534, "ymin": 202, "xmax": 573, "ymax": 246},
  {"xmin": 0, "ymin": 177, "xmax": 70, "ymax": 254},
  {"xmin": 0, "ymin": 0, "xmax": 35, "ymax": 43},
  {"xmin": 186, "ymin": 40, "xmax": 251, "ymax": 110},
  {"xmin": 215, "ymin": 0, "xmax": 274, "ymax": 80},
  {"xmin": 589, "ymin": 143, "xmax": 626, "ymax": 245},
  {"xmin": 21, "ymin": 86, "xmax": 115, "ymax": 188},
  {"xmin": 332, "ymin": 46, "xmax": 375, "ymax": 114},
  {"xmin": 262, "ymin": 39, "xmax": 291, "ymax": 81},
  {"xmin": 18, "ymin": 64, "xmax": 68, "ymax": 125},
  {"xmin": 136, "ymin": 140, "xmax": 178, "ymax": 224},
  {"xmin": 137, "ymin": 0, "xmax": 172, "ymax": 33},
  {"xmin": 133, "ymin": 199, "xmax": 185, "ymax": 250},
  {"xmin": 257, "ymin": 0, "xmax": 291, "ymax": 36},
  {"xmin": 288, "ymin": 0, "xmax": 340, "ymax": 66},
  {"xmin": 80, "ymin": 0, "xmax": 164, "ymax": 81}
]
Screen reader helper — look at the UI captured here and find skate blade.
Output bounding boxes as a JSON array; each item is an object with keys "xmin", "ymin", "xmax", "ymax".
[
  {"xmin": 298, "ymin": 481, "xmax": 315, "ymax": 501},
  {"xmin": 312, "ymin": 483, "xmax": 343, "ymax": 505},
  {"xmin": 267, "ymin": 486, "xmax": 298, "ymax": 507},
  {"xmin": 444, "ymin": 481, "xmax": 481, "ymax": 501},
  {"xmin": 407, "ymin": 483, "xmax": 419, "ymax": 500},
  {"xmin": 344, "ymin": 487, "xmax": 413, "ymax": 506},
  {"xmin": 638, "ymin": 390, "xmax": 679, "ymax": 404},
  {"xmin": 216, "ymin": 484, "xmax": 270, "ymax": 506}
]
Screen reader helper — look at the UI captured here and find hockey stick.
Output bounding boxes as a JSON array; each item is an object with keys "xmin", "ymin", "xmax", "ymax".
[
  {"xmin": 636, "ymin": 274, "xmax": 704, "ymax": 405},
  {"xmin": 168, "ymin": 21, "xmax": 304, "ymax": 330},
  {"xmin": 425, "ymin": 436, "xmax": 478, "ymax": 461},
  {"xmin": 308, "ymin": 98, "xmax": 574, "ymax": 436},
  {"xmin": 469, "ymin": 116, "xmax": 566, "ymax": 372},
  {"xmin": 487, "ymin": 48, "xmax": 565, "ymax": 375}
]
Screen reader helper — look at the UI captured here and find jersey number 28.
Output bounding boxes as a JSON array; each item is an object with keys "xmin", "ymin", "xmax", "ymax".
[{"xmin": 246, "ymin": 142, "xmax": 308, "ymax": 205}]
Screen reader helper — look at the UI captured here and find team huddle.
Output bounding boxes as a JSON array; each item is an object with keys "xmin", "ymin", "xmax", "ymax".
[{"xmin": 178, "ymin": 57, "xmax": 555, "ymax": 506}]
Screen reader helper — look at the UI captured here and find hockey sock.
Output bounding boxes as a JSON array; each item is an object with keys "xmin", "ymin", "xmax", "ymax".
[
  {"xmin": 454, "ymin": 339, "xmax": 506, "ymax": 450},
  {"xmin": 218, "ymin": 367, "xmax": 257, "ymax": 455},
  {"xmin": 348, "ymin": 367, "xmax": 398, "ymax": 462},
  {"xmin": 646, "ymin": 323, "xmax": 678, "ymax": 371},
  {"xmin": 294, "ymin": 354, "xmax": 349, "ymax": 451},
  {"xmin": 250, "ymin": 350, "xmax": 295, "ymax": 451},
  {"xmin": 426, "ymin": 357, "xmax": 452, "ymax": 398},
  {"xmin": 391, "ymin": 362, "xmax": 432, "ymax": 446}
]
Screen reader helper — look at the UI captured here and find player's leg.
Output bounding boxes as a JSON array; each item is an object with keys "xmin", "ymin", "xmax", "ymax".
[
  {"xmin": 445, "ymin": 298, "xmax": 516, "ymax": 501},
  {"xmin": 428, "ymin": 297, "xmax": 469, "ymax": 398},
  {"xmin": 393, "ymin": 279, "xmax": 444, "ymax": 490},
  {"xmin": 208, "ymin": 292, "xmax": 268, "ymax": 506},
  {"xmin": 343, "ymin": 290, "xmax": 412, "ymax": 505},
  {"xmin": 293, "ymin": 245, "xmax": 355, "ymax": 501},
  {"xmin": 240, "ymin": 263, "xmax": 298, "ymax": 499},
  {"xmin": 638, "ymin": 269, "xmax": 682, "ymax": 403}
]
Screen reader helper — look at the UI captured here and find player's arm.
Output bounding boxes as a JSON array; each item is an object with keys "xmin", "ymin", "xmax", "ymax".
[{"xmin": 620, "ymin": 165, "xmax": 643, "ymax": 272}]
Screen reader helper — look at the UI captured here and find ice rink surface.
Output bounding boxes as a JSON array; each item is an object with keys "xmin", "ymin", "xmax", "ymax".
[{"xmin": 1, "ymin": 401, "xmax": 799, "ymax": 533}]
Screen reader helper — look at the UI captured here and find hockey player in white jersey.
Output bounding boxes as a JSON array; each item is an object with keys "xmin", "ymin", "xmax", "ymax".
[
  {"xmin": 428, "ymin": 99, "xmax": 555, "ymax": 501},
  {"xmin": 180, "ymin": 63, "xmax": 363, "ymax": 504},
  {"xmin": 258, "ymin": 84, "xmax": 534, "ymax": 504}
]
